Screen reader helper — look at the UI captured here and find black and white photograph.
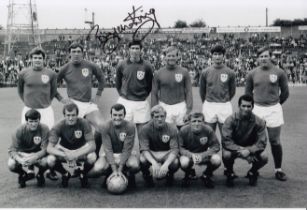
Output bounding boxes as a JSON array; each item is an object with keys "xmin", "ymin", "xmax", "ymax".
[{"xmin": 0, "ymin": 0, "xmax": 306, "ymax": 208}]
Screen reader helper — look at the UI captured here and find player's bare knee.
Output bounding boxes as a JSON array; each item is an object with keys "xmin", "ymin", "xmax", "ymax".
[
  {"xmin": 126, "ymin": 156, "xmax": 140, "ymax": 173},
  {"xmin": 88, "ymin": 112, "xmax": 104, "ymax": 129},
  {"xmin": 139, "ymin": 152, "xmax": 148, "ymax": 165},
  {"xmin": 222, "ymin": 150, "xmax": 232, "ymax": 160},
  {"xmin": 179, "ymin": 156, "xmax": 192, "ymax": 169},
  {"xmin": 86, "ymin": 152, "xmax": 97, "ymax": 165},
  {"xmin": 210, "ymin": 154, "xmax": 221, "ymax": 167},
  {"xmin": 169, "ymin": 158, "xmax": 180, "ymax": 172},
  {"xmin": 269, "ymin": 138, "xmax": 281, "ymax": 146},
  {"xmin": 47, "ymin": 155, "xmax": 56, "ymax": 167},
  {"xmin": 40, "ymin": 157, "xmax": 48, "ymax": 168},
  {"xmin": 94, "ymin": 157, "xmax": 109, "ymax": 172},
  {"xmin": 260, "ymin": 152, "xmax": 269, "ymax": 164},
  {"xmin": 96, "ymin": 119, "xmax": 105, "ymax": 130},
  {"xmin": 8, "ymin": 158, "xmax": 17, "ymax": 171}
]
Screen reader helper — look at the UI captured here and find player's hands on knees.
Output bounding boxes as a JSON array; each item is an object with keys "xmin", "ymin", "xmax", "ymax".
[
  {"xmin": 24, "ymin": 154, "xmax": 38, "ymax": 166},
  {"xmin": 246, "ymin": 155, "xmax": 257, "ymax": 163},
  {"xmin": 17, "ymin": 157, "xmax": 27, "ymax": 167},
  {"xmin": 152, "ymin": 162, "xmax": 161, "ymax": 178},
  {"xmin": 159, "ymin": 163, "xmax": 169, "ymax": 178},
  {"xmin": 117, "ymin": 171, "xmax": 124, "ymax": 177},
  {"xmin": 110, "ymin": 170, "xmax": 121, "ymax": 177},
  {"xmin": 60, "ymin": 98, "xmax": 71, "ymax": 105},
  {"xmin": 192, "ymin": 154, "xmax": 202, "ymax": 164}
]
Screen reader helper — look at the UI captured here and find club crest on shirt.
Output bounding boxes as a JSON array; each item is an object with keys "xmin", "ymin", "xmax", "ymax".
[
  {"xmin": 137, "ymin": 71, "xmax": 145, "ymax": 80},
  {"xmin": 162, "ymin": 135, "xmax": 170, "ymax": 143},
  {"xmin": 175, "ymin": 73, "xmax": 183, "ymax": 82},
  {"xmin": 74, "ymin": 130, "xmax": 82, "ymax": 139},
  {"xmin": 199, "ymin": 137, "xmax": 208, "ymax": 145},
  {"xmin": 33, "ymin": 136, "xmax": 42, "ymax": 145},
  {"xmin": 119, "ymin": 132, "xmax": 127, "ymax": 142},
  {"xmin": 269, "ymin": 74, "xmax": 278, "ymax": 83},
  {"xmin": 81, "ymin": 68, "xmax": 89, "ymax": 77},
  {"xmin": 220, "ymin": 74, "xmax": 228, "ymax": 82},
  {"xmin": 41, "ymin": 75, "xmax": 49, "ymax": 84}
]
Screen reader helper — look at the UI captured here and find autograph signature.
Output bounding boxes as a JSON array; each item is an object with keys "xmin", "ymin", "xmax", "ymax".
[{"xmin": 86, "ymin": 6, "xmax": 161, "ymax": 54}]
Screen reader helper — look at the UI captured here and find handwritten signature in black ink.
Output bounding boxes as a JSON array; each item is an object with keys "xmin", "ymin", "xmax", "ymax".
[{"xmin": 86, "ymin": 6, "xmax": 161, "ymax": 54}]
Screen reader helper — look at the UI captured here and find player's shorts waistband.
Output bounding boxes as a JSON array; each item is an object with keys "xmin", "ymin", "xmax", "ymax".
[
  {"xmin": 204, "ymin": 100, "xmax": 231, "ymax": 105},
  {"xmin": 159, "ymin": 101, "xmax": 186, "ymax": 107},
  {"xmin": 25, "ymin": 105, "xmax": 52, "ymax": 110}
]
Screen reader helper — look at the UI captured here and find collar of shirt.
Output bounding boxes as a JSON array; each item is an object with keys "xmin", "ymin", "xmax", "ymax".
[
  {"xmin": 127, "ymin": 57, "xmax": 144, "ymax": 64},
  {"xmin": 213, "ymin": 64, "xmax": 225, "ymax": 70},
  {"xmin": 166, "ymin": 64, "xmax": 177, "ymax": 70},
  {"xmin": 234, "ymin": 112, "xmax": 256, "ymax": 122}
]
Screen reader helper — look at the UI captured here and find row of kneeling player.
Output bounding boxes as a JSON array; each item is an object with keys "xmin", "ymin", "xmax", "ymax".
[{"xmin": 8, "ymin": 95, "xmax": 268, "ymax": 191}]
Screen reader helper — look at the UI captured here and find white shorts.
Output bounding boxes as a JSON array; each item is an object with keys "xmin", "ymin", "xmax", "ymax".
[
  {"xmin": 101, "ymin": 153, "xmax": 137, "ymax": 166},
  {"xmin": 253, "ymin": 103, "xmax": 284, "ymax": 128},
  {"xmin": 150, "ymin": 151, "xmax": 172, "ymax": 162},
  {"xmin": 55, "ymin": 143, "xmax": 89, "ymax": 151},
  {"xmin": 202, "ymin": 101, "xmax": 233, "ymax": 124},
  {"xmin": 159, "ymin": 101, "xmax": 187, "ymax": 126},
  {"xmin": 21, "ymin": 106, "xmax": 54, "ymax": 129},
  {"xmin": 117, "ymin": 97, "xmax": 150, "ymax": 124},
  {"xmin": 71, "ymin": 99, "xmax": 99, "ymax": 118}
]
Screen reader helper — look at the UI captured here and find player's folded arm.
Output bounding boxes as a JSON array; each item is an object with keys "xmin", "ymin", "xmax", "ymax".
[{"xmin": 179, "ymin": 146, "xmax": 193, "ymax": 158}]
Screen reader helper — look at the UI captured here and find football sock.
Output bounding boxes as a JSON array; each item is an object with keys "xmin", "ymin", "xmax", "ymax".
[
  {"xmin": 54, "ymin": 162, "xmax": 68, "ymax": 175},
  {"xmin": 271, "ymin": 144, "xmax": 282, "ymax": 169}
]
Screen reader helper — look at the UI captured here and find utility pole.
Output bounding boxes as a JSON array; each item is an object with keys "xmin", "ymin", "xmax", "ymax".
[
  {"xmin": 84, "ymin": 8, "xmax": 95, "ymax": 28},
  {"xmin": 4, "ymin": 0, "xmax": 41, "ymax": 57},
  {"xmin": 266, "ymin": 7, "xmax": 268, "ymax": 27}
]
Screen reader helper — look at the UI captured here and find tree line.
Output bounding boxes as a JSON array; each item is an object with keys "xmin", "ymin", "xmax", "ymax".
[
  {"xmin": 172, "ymin": 18, "xmax": 307, "ymax": 28},
  {"xmin": 272, "ymin": 18, "xmax": 307, "ymax": 27}
]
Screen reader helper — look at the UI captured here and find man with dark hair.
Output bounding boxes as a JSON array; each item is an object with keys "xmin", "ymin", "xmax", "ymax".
[
  {"xmin": 245, "ymin": 47, "xmax": 289, "ymax": 181},
  {"xmin": 116, "ymin": 39, "xmax": 154, "ymax": 161},
  {"xmin": 17, "ymin": 46, "xmax": 58, "ymax": 181},
  {"xmin": 199, "ymin": 44, "xmax": 236, "ymax": 135},
  {"xmin": 151, "ymin": 45, "xmax": 193, "ymax": 130},
  {"xmin": 139, "ymin": 105, "xmax": 180, "ymax": 187},
  {"xmin": 222, "ymin": 94, "xmax": 268, "ymax": 187},
  {"xmin": 47, "ymin": 103, "xmax": 97, "ymax": 188},
  {"xmin": 68, "ymin": 42, "xmax": 84, "ymax": 52},
  {"xmin": 116, "ymin": 40, "xmax": 153, "ymax": 127},
  {"xmin": 88, "ymin": 103, "xmax": 140, "ymax": 188},
  {"xmin": 56, "ymin": 42, "xmax": 105, "ymax": 131},
  {"xmin": 8, "ymin": 109, "xmax": 49, "ymax": 188},
  {"xmin": 18, "ymin": 47, "xmax": 57, "ymax": 130},
  {"xmin": 179, "ymin": 112, "xmax": 221, "ymax": 188}
]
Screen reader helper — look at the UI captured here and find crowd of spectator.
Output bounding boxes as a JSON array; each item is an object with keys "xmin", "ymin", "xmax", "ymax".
[{"xmin": 1, "ymin": 32, "xmax": 307, "ymax": 87}]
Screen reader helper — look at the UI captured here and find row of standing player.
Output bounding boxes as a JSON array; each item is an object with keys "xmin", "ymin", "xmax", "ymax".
[{"xmin": 12, "ymin": 40, "xmax": 289, "ymax": 189}]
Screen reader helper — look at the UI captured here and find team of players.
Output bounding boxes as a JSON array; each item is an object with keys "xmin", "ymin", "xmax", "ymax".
[{"xmin": 9, "ymin": 41, "xmax": 289, "ymax": 190}]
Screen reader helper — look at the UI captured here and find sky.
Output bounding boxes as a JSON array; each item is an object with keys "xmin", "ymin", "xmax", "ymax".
[{"xmin": 0, "ymin": 0, "xmax": 306, "ymax": 29}]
